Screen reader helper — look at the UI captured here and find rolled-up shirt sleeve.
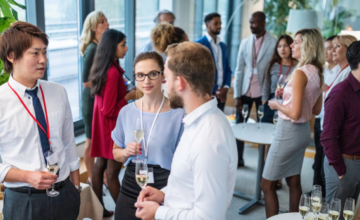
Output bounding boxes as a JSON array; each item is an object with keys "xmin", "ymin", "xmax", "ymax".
[
  {"xmin": 0, "ymin": 164, "xmax": 12, "ymax": 183},
  {"xmin": 321, "ymin": 91, "xmax": 346, "ymax": 176},
  {"xmin": 155, "ymin": 141, "xmax": 230, "ymax": 220},
  {"xmin": 111, "ymin": 110, "xmax": 126, "ymax": 149},
  {"xmin": 62, "ymin": 88, "xmax": 80, "ymax": 171}
]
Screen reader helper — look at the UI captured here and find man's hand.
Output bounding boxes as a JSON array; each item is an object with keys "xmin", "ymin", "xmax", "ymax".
[
  {"xmin": 25, "ymin": 171, "xmax": 57, "ymax": 190},
  {"xmin": 215, "ymin": 88, "xmax": 229, "ymax": 103},
  {"xmin": 339, "ymin": 175, "xmax": 344, "ymax": 179},
  {"xmin": 137, "ymin": 186, "xmax": 165, "ymax": 204},
  {"xmin": 235, "ymin": 98, "xmax": 242, "ymax": 113},
  {"xmin": 135, "ymin": 201, "xmax": 159, "ymax": 220}
]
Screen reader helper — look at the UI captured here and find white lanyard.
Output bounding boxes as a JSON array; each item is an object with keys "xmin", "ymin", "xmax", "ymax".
[{"xmin": 140, "ymin": 96, "xmax": 165, "ymax": 158}]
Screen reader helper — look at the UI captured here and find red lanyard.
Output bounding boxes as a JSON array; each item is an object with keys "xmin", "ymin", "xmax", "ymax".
[
  {"xmin": 278, "ymin": 61, "xmax": 293, "ymax": 77},
  {"xmin": 325, "ymin": 64, "xmax": 349, "ymax": 93},
  {"xmin": 7, "ymin": 82, "xmax": 51, "ymax": 145}
]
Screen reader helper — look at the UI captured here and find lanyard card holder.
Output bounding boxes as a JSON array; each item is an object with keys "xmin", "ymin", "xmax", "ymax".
[{"xmin": 148, "ymin": 167, "xmax": 154, "ymax": 184}]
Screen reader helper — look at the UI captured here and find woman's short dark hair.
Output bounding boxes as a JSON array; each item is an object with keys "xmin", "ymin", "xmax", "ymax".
[
  {"xmin": 0, "ymin": 21, "xmax": 48, "ymax": 73},
  {"xmin": 134, "ymin": 51, "xmax": 164, "ymax": 73},
  {"xmin": 89, "ymin": 29, "xmax": 126, "ymax": 96},
  {"xmin": 346, "ymin": 41, "xmax": 360, "ymax": 71}
]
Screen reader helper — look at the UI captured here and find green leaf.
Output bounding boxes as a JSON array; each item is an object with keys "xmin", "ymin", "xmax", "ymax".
[
  {"xmin": 11, "ymin": 8, "xmax": 17, "ymax": 20},
  {"xmin": 0, "ymin": 0, "xmax": 14, "ymax": 18},
  {"xmin": 7, "ymin": 0, "xmax": 25, "ymax": 9},
  {"xmin": 0, "ymin": 17, "xmax": 13, "ymax": 33}
]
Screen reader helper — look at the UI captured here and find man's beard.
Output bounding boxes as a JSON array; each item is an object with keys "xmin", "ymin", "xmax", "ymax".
[
  {"xmin": 168, "ymin": 87, "xmax": 183, "ymax": 109},
  {"xmin": 211, "ymin": 29, "xmax": 220, "ymax": 35}
]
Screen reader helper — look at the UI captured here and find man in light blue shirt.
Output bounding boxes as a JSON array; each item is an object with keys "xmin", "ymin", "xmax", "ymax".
[{"xmin": 140, "ymin": 10, "xmax": 176, "ymax": 61}]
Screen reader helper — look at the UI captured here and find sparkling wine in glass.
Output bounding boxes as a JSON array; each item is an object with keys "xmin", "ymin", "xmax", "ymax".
[
  {"xmin": 343, "ymin": 198, "xmax": 355, "ymax": 220},
  {"xmin": 319, "ymin": 203, "xmax": 329, "ymax": 220},
  {"xmin": 45, "ymin": 150, "xmax": 60, "ymax": 197},
  {"xmin": 276, "ymin": 74, "xmax": 286, "ymax": 93},
  {"xmin": 273, "ymin": 111, "xmax": 278, "ymax": 125},
  {"xmin": 299, "ymin": 194, "xmax": 310, "ymax": 219},
  {"xmin": 258, "ymin": 105, "xmax": 264, "ymax": 129},
  {"xmin": 311, "ymin": 190, "xmax": 322, "ymax": 219},
  {"xmin": 242, "ymin": 104, "xmax": 249, "ymax": 128},
  {"xmin": 133, "ymin": 118, "xmax": 144, "ymax": 163},
  {"xmin": 135, "ymin": 160, "xmax": 148, "ymax": 191},
  {"xmin": 329, "ymin": 198, "xmax": 341, "ymax": 220}
]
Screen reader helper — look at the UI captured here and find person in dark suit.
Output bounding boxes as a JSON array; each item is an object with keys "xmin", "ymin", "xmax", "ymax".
[{"xmin": 195, "ymin": 12, "xmax": 232, "ymax": 111}]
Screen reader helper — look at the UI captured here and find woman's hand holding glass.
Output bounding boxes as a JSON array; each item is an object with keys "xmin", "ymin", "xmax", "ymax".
[{"xmin": 125, "ymin": 141, "xmax": 142, "ymax": 158}]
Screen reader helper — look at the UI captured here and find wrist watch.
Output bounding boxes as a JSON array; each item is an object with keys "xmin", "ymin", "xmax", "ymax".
[{"xmin": 74, "ymin": 185, "xmax": 82, "ymax": 192}]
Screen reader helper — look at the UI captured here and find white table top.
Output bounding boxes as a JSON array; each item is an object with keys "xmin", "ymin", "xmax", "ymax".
[
  {"xmin": 232, "ymin": 123, "xmax": 275, "ymax": 145},
  {"xmin": 267, "ymin": 213, "xmax": 302, "ymax": 220}
]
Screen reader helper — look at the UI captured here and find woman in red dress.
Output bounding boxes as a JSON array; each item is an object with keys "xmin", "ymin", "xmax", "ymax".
[{"xmin": 89, "ymin": 29, "xmax": 136, "ymax": 217}]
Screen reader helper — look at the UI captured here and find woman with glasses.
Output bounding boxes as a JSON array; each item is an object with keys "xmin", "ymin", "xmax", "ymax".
[
  {"xmin": 89, "ymin": 29, "xmax": 136, "ymax": 218},
  {"xmin": 112, "ymin": 51, "xmax": 185, "ymax": 220}
]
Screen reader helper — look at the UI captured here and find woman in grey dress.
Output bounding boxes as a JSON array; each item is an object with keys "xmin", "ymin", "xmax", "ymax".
[{"xmin": 261, "ymin": 29, "xmax": 324, "ymax": 218}]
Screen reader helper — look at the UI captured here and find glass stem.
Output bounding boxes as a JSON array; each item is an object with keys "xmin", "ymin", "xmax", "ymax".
[{"xmin": 52, "ymin": 183, "xmax": 55, "ymax": 192}]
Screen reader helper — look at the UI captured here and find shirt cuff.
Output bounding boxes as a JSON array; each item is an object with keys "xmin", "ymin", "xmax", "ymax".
[
  {"xmin": 0, "ymin": 164, "xmax": 12, "ymax": 183},
  {"xmin": 332, "ymin": 160, "xmax": 347, "ymax": 177},
  {"xmin": 68, "ymin": 157, "xmax": 81, "ymax": 172},
  {"xmin": 155, "ymin": 206, "xmax": 170, "ymax": 220},
  {"xmin": 223, "ymin": 85, "xmax": 230, "ymax": 89}
]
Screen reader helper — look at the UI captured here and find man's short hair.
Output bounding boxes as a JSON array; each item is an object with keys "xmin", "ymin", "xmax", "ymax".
[
  {"xmin": 346, "ymin": 41, "xmax": 360, "ymax": 71},
  {"xmin": 325, "ymin": 35, "xmax": 337, "ymax": 42},
  {"xmin": 204, "ymin": 12, "xmax": 221, "ymax": 23},
  {"xmin": 252, "ymin": 11, "xmax": 266, "ymax": 22},
  {"xmin": 153, "ymin": 10, "xmax": 176, "ymax": 24},
  {"xmin": 165, "ymin": 42, "xmax": 215, "ymax": 96},
  {"xmin": 0, "ymin": 21, "xmax": 48, "ymax": 73}
]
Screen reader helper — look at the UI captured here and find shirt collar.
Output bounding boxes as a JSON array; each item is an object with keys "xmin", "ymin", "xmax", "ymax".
[
  {"xmin": 8, "ymin": 75, "xmax": 40, "ymax": 98},
  {"xmin": 253, "ymin": 31, "xmax": 266, "ymax": 40},
  {"xmin": 205, "ymin": 32, "xmax": 221, "ymax": 45},
  {"xmin": 347, "ymin": 72, "xmax": 360, "ymax": 93},
  {"xmin": 182, "ymin": 98, "xmax": 218, "ymax": 127}
]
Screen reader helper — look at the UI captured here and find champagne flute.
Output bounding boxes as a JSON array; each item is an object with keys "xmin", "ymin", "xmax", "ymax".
[
  {"xmin": 319, "ymin": 203, "xmax": 329, "ymax": 220},
  {"xmin": 45, "ymin": 150, "xmax": 60, "ymax": 197},
  {"xmin": 273, "ymin": 111, "xmax": 278, "ymax": 125},
  {"xmin": 313, "ymin": 185, "xmax": 322, "ymax": 193},
  {"xmin": 276, "ymin": 74, "xmax": 286, "ymax": 93},
  {"xmin": 258, "ymin": 105, "xmax": 264, "ymax": 129},
  {"xmin": 242, "ymin": 104, "xmax": 249, "ymax": 128},
  {"xmin": 135, "ymin": 160, "xmax": 148, "ymax": 191},
  {"xmin": 343, "ymin": 198, "xmax": 355, "ymax": 220},
  {"xmin": 329, "ymin": 198, "xmax": 341, "ymax": 220},
  {"xmin": 299, "ymin": 194, "xmax": 311, "ymax": 219},
  {"xmin": 311, "ymin": 190, "xmax": 322, "ymax": 219},
  {"xmin": 133, "ymin": 118, "xmax": 144, "ymax": 163}
]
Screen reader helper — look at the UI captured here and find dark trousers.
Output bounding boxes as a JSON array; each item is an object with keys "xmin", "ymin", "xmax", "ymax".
[
  {"xmin": 3, "ymin": 178, "xmax": 80, "ymax": 220},
  {"xmin": 235, "ymin": 96, "xmax": 262, "ymax": 163},
  {"xmin": 262, "ymin": 93, "xmax": 275, "ymax": 123},
  {"xmin": 216, "ymin": 98, "xmax": 225, "ymax": 112},
  {"xmin": 313, "ymin": 118, "xmax": 326, "ymax": 195}
]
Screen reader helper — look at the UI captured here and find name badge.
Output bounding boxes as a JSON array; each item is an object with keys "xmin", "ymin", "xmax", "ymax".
[
  {"xmin": 253, "ymin": 68, "xmax": 258, "ymax": 74},
  {"xmin": 148, "ymin": 167, "xmax": 154, "ymax": 184}
]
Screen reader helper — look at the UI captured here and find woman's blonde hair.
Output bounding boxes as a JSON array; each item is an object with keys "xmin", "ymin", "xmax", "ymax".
[
  {"xmin": 79, "ymin": 11, "xmax": 104, "ymax": 55},
  {"xmin": 332, "ymin": 35, "xmax": 357, "ymax": 48},
  {"xmin": 293, "ymin": 28, "xmax": 325, "ymax": 87},
  {"xmin": 151, "ymin": 23, "xmax": 186, "ymax": 53}
]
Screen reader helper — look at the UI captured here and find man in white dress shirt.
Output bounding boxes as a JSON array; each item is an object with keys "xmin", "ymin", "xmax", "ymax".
[
  {"xmin": 311, "ymin": 35, "xmax": 340, "ymax": 196},
  {"xmin": 134, "ymin": 42, "xmax": 238, "ymax": 220},
  {"xmin": 0, "ymin": 22, "xmax": 81, "ymax": 220}
]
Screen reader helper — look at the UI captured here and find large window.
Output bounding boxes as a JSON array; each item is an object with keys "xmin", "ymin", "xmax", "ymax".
[
  {"xmin": 44, "ymin": 0, "xmax": 81, "ymax": 120},
  {"xmin": 135, "ymin": 0, "xmax": 159, "ymax": 55},
  {"xmin": 12, "ymin": 0, "xmax": 26, "ymax": 21},
  {"xmin": 95, "ymin": 0, "xmax": 125, "ymax": 67}
]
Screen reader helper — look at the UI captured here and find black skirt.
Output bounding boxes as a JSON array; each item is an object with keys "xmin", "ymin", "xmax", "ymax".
[{"xmin": 115, "ymin": 162, "xmax": 170, "ymax": 220}]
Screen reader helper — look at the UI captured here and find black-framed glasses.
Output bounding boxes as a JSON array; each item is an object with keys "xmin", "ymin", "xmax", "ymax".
[{"xmin": 134, "ymin": 71, "xmax": 162, "ymax": 81}]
